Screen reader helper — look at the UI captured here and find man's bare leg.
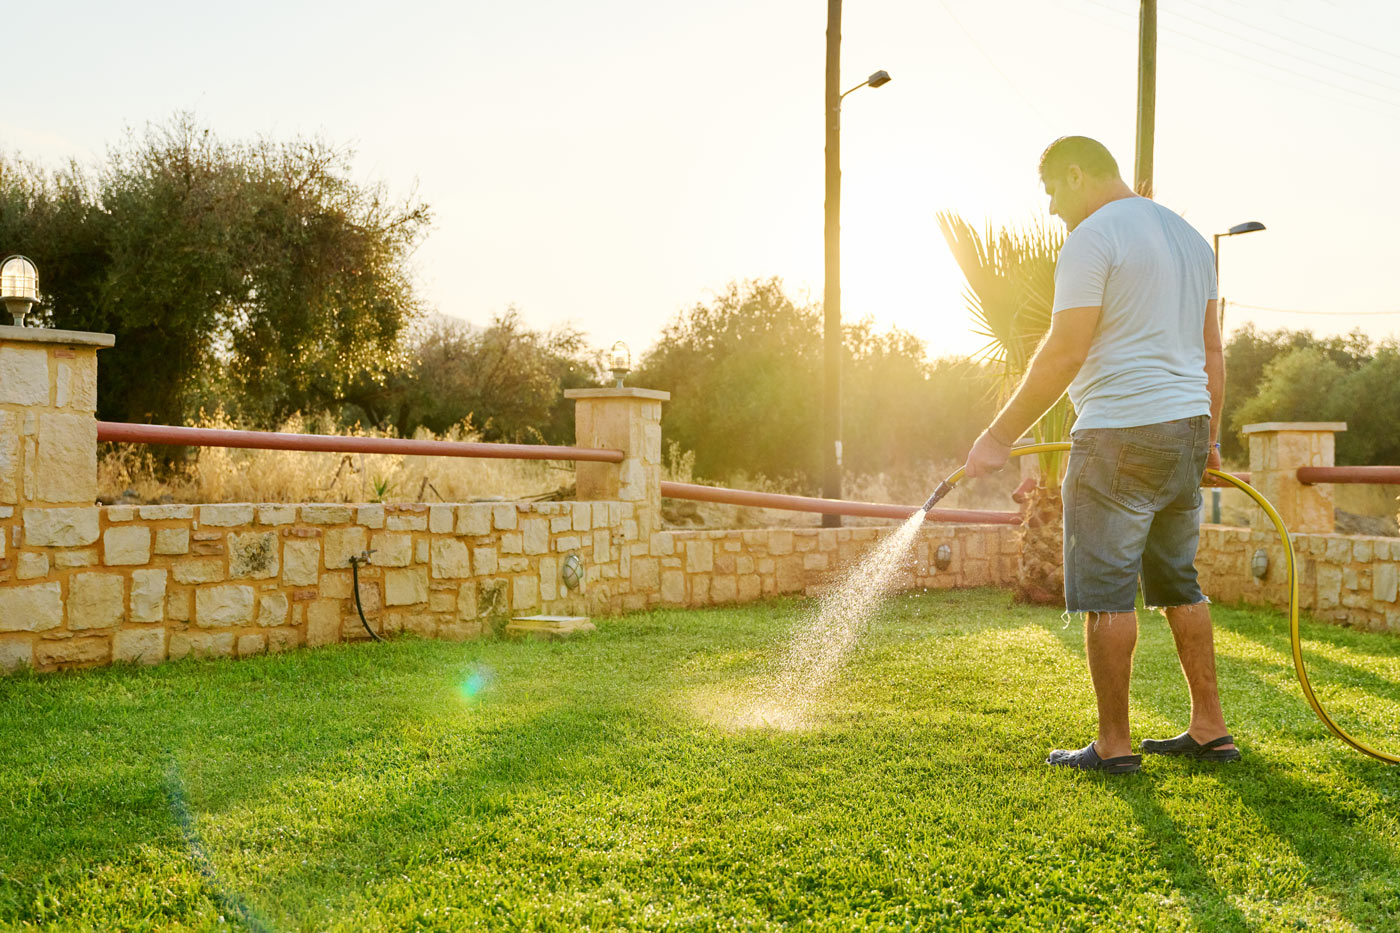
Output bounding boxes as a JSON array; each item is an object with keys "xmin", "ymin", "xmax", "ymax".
[
  {"xmin": 1085, "ymin": 610, "xmax": 1138, "ymax": 758},
  {"xmin": 1163, "ymin": 601, "xmax": 1235, "ymax": 751}
]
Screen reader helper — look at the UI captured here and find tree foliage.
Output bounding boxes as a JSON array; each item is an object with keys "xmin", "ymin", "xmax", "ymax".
[
  {"xmin": 634, "ymin": 278, "xmax": 996, "ymax": 488},
  {"xmin": 0, "ymin": 114, "xmax": 430, "ymax": 428}
]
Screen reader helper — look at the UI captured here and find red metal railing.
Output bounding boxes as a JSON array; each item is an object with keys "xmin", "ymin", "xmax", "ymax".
[
  {"xmin": 1297, "ymin": 466, "xmax": 1400, "ymax": 485},
  {"xmin": 659, "ymin": 481, "xmax": 1021, "ymax": 525},
  {"xmin": 95, "ymin": 422, "xmax": 625, "ymax": 463}
]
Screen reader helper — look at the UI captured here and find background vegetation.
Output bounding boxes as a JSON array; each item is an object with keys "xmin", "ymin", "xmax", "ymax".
[{"xmin": 5, "ymin": 118, "xmax": 1399, "ymax": 504}]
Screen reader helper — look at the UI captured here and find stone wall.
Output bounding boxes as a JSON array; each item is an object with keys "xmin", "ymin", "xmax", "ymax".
[
  {"xmin": 0, "ymin": 496, "xmax": 1014, "ymax": 672},
  {"xmin": 1198, "ymin": 525, "xmax": 1400, "ymax": 633}
]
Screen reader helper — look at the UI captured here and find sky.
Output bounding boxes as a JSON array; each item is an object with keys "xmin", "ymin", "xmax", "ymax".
[{"xmin": 11, "ymin": 0, "xmax": 1400, "ymax": 360}]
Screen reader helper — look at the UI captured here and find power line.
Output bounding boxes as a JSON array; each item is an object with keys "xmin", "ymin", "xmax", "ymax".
[
  {"xmin": 1278, "ymin": 8, "xmax": 1400, "ymax": 64},
  {"xmin": 1178, "ymin": 0, "xmax": 1400, "ymax": 85},
  {"xmin": 1077, "ymin": 0, "xmax": 1400, "ymax": 115},
  {"xmin": 1230, "ymin": 302, "xmax": 1400, "ymax": 317},
  {"xmin": 1164, "ymin": 2, "xmax": 1400, "ymax": 97},
  {"xmin": 937, "ymin": 0, "xmax": 1053, "ymax": 131}
]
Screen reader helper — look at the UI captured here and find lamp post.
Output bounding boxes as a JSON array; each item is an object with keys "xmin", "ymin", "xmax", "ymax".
[
  {"xmin": 0, "ymin": 255, "xmax": 39, "ymax": 326},
  {"xmin": 1213, "ymin": 221, "xmax": 1266, "ymax": 328},
  {"xmin": 608, "ymin": 341, "xmax": 632, "ymax": 389},
  {"xmin": 824, "ymin": 1, "xmax": 891, "ymax": 528}
]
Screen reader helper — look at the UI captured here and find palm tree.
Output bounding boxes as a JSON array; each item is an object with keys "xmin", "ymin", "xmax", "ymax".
[{"xmin": 937, "ymin": 213, "xmax": 1071, "ymax": 605}]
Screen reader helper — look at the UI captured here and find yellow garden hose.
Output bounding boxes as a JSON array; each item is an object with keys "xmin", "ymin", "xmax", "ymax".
[{"xmin": 928, "ymin": 441, "xmax": 1399, "ymax": 766}]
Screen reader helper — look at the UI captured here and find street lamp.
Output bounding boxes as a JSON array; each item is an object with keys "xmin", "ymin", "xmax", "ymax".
[
  {"xmin": 0, "ymin": 255, "xmax": 39, "ymax": 326},
  {"xmin": 1213, "ymin": 221, "xmax": 1265, "ymax": 327},
  {"xmin": 823, "ymin": 58, "xmax": 891, "ymax": 528},
  {"xmin": 608, "ymin": 341, "xmax": 631, "ymax": 389}
]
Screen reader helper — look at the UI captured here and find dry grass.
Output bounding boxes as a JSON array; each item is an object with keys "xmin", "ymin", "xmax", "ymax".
[{"xmin": 97, "ymin": 412, "xmax": 572, "ymax": 506}]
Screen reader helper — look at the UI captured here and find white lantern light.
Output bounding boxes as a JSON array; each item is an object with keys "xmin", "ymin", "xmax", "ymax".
[
  {"xmin": 609, "ymin": 340, "xmax": 631, "ymax": 388},
  {"xmin": 0, "ymin": 255, "xmax": 38, "ymax": 326}
]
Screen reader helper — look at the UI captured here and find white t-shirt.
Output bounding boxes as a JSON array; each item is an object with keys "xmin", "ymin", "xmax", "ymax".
[{"xmin": 1052, "ymin": 196, "xmax": 1216, "ymax": 430}]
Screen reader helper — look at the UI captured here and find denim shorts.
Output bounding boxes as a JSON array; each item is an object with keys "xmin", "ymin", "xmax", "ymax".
[{"xmin": 1062, "ymin": 416, "xmax": 1210, "ymax": 613}]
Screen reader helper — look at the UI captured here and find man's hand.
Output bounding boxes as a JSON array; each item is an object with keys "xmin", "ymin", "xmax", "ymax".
[
  {"xmin": 1203, "ymin": 444, "xmax": 1225, "ymax": 486},
  {"xmin": 964, "ymin": 429, "xmax": 1012, "ymax": 479}
]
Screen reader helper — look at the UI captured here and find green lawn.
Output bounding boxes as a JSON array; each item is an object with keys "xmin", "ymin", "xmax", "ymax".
[{"xmin": 3, "ymin": 590, "xmax": 1400, "ymax": 931}]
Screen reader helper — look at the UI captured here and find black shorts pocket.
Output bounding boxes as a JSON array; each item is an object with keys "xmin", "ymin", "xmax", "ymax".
[{"xmin": 1110, "ymin": 443, "xmax": 1180, "ymax": 510}]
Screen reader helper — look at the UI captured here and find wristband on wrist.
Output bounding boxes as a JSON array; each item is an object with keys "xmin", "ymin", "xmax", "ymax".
[{"xmin": 987, "ymin": 423, "xmax": 1016, "ymax": 446}]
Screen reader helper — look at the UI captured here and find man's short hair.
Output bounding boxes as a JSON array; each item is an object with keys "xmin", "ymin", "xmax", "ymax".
[{"xmin": 1038, "ymin": 136, "xmax": 1121, "ymax": 182}]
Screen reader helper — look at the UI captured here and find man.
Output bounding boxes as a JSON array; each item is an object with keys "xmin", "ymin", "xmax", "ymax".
[{"xmin": 963, "ymin": 136, "xmax": 1238, "ymax": 774}]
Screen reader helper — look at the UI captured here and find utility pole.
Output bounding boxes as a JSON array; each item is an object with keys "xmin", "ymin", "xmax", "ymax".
[
  {"xmin": 822, "ymin": 0, "xmax": 843, "ymax": 526},
  {"xmin": 1134, "ymin": 0, "xmax": 1157, "ymax": 197}
]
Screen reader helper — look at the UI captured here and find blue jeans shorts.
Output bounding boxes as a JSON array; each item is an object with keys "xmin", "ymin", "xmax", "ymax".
[{"xmin": 1062, "ymin": 416, "xmax": 1211, "ymax": 613}]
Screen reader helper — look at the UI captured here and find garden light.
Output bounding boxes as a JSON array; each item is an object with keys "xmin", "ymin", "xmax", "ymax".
[
  {"xmin": 1, "ymin": 255, "xmax": 38, "ymax": 326},
  {"xmin": 609, "ymin": 341, "xmax": 631, "ymax": 388}
]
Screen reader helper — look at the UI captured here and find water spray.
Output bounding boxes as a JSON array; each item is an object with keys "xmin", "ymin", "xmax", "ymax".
[{"xmin": 922, "ymin": 441, "xmax": 1398, "ymax": 766}]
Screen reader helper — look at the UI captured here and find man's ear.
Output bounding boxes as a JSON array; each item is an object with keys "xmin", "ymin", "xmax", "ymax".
[{"xmin": 1065, "ymin": 164, "xmax": 1084, "ymax": 190}]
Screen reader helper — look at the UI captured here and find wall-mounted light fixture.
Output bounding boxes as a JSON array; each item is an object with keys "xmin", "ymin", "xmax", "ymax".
[
  {"xmin": 0, "ymin": 255, "xmax": 38, "ymax": 326},
  {"xmin": 1252, "ymin": 548, "xmax": 1269, "ymax": 580},
  {"xmin": 609, "ymin": 341, "xmax": 631, "ymax": 388},
  {"xmin": 934, "ymin": 544, "xmax": 952, "ymax": 571}
]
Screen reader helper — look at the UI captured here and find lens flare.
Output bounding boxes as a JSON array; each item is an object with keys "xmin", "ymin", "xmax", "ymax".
[{"xmin": 457, "ymin": 664, "xmax": 494, "ymax": 701}]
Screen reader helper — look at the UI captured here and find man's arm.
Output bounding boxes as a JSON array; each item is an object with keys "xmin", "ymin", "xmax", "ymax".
[
  {"xmin": 964, "ymin": 305, "xmax": 1100, "ymax": 478},
  {"xmin": 1204, "ymin": 299, "xmax": 1225, "ymax": 480}
]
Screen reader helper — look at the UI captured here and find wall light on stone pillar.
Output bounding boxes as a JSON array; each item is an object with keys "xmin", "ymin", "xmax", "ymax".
[
  {"xmin": 0, "ymin": 255, "xmax": 38, "ymax": 325},
  {"xmin": 609, "ymin": 341, "xmax": 631, "ymax": 388}
]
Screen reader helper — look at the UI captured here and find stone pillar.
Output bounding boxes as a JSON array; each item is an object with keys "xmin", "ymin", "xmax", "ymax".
[
  {"xmin": 1243, "ymin": 421, "xmax": 1346, "ymax": 534},
  {"xmin": 564, "ymin": 387, "xmax": 668, "ymax": 538},
  {"xmin": 0, "ymin": 325, "xmax": 114, "ymax": 671}
]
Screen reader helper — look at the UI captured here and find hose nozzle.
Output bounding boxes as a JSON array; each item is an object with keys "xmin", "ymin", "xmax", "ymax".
[{"xmin": 921, "ymin": 480, "xmax": 954, "ymax": 513}]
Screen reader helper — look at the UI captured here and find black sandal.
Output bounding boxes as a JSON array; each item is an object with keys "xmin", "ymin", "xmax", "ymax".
[
  {"xmin": 1140, "ymin": 732, "xmax": 1241, "ymax": 762},
  {"xmin": 1046, "ymin": 742, "xmax": 1142, "ymax": 774}
]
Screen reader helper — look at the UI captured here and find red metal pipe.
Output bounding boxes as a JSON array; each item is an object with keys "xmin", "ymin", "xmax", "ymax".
[
  {"xmin": 1297, "ymin": 465, "xmax": 1400, "ymax": 485},
  {"xmin": 659, "ymin": 480, "xmax": 1022, "ymax": 525},
  {"xmin": 95, "ymin": 422, "xmax": 625, "ymax": 463}
]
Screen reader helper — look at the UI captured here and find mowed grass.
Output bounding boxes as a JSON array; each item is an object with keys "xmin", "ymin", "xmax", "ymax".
[{"xmin": 3, "ymin": 590, "xmax": 1400, "ymax": 931}]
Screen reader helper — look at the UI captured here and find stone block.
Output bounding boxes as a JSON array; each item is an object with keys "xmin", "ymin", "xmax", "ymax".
[
  {"xmin": 23, "ymin": 507, "xmax": 99, "ymax": 547},
  {"xmin": 711, "ymin": 575, "xmax": 738, "ymax": 604},
  {"xmin": 456, "ymin": 504, "xmax": 493, "ymax": 536},
  {"xmin": 355, "ymin": 504, "xmax": 385, "ymax": 529},
  {"xmin": 103, "ymin": 525, "xmax": 152, "ymax": 566},
  {"xmin": 199, "ymin": 504, "xmax": 255, "ymax": 527},
  {"xmin": 301, "ymin": 505, "xmax": 354, "ymax": 525},
  {"xmin": 473, "ymin": 546, "xmax": 498, "ymax": 575},
  {"xmin": 512, "ymin": 574, "xmax": 540, "ymax": 610},
  {"xmin": 106, "ymin": 505, "xmax": 136, "ymax": 522},
  {"xmin": 631, "ymin": 556, "xmax": 659, "ymax": 590},
  {"xmin": 685, "ymin": 539, "xmax": 714, "ymax": 573},
  {"xmin": 139, "ymin": 505, "xmax": 195, "ymax": 520},
  {"xmin": 320, "ymin": 571, "xmax": 352, "ymax": 599},
  {"xmin": 237, "ymin": 633, "xmax": 267, "ymax": 657},
  {"xmin": 195, "ymin": 585, "xmax": 256, "ymax": 627},
  {"xmin": 173, "ymin": 558, "xmax": 225, "ymax": 585},
  {"xmin": 0, "ymin": 344, "xmax": 49, "ymax": 405},
  {"xmin": 253, "ymin": 504, "xmax": 296, "ymax": 526},
  {"xmin": 385, "ymin": 568, "xmax": 428, "ymax": 606},
  {"xmin": 324, "ymin": 526, "xmax": 368, "ymax": 570},
  {"xmin": 16, "ymin": 551, "xmax": 48, "ymax": 580},
  {"xmin": 522, "ymin": 518, "xmax": 549, "ymax": 555},
  {"xmin": 36, "ymin": 414, "xmax": 97, "ymax": 504},
  {"xmin": 154, "ymin": 527, "xmax": 191, "ymax": 555},
  {"xmin": 431, "ymin": 539, "xmax": 472, "ymax": 579},
  {"xmin": 776, "ymin": 556, "xmax": 804, "ymax": 593},
  {"xmin": 738, "ymin": 575, "xmax": 761, "ymax": 602},
  {"xmin": 457, "ymin": 582, "xmax": 478, "ymax": 619},
  {"xmin": 0, "ymin": 638, "xmax": 32, "ymax": 672},
  {"xmin": 305, "ymin": 600, "xmax": 342, "ymax": 646},
  {"xmin": 572, "ymin": 502, "xmax": 592, "ymax": 532},
  {"xmin": 803, "ymin": 552, "xmax": 830, "ymax": 571},
  {"xmin": 282, "ymin": 539, "xmax": 321, "ymax": 586},
  {"xmin": 369, "ymin": 532, "xmax": 412, "ymax": 567},
  {"xmin": 1374, "ymin": 563, "xmax": 1399, "ymax": 604},
  {"xmin": 169, "ymin": 632, "xmax": 234, "ymax": 661},
  {"xmin": 555, "ymin": 534, "xmax": 580, "ymax": 553},
  {"xmin": 36, "ymin": 636, "xmax": 109, "ymax": 667},
  {"xmin": 387, "ymin": 513, "xmax": 427, "ymax": 531},
  {"xmin": 267, "ymin": 628, "xmax": 300, "ymax": 653},
  {"xmin": 229, "ymin": 531, "xmax": 279, "ymax": 578},
  {"xmin": 130, "ymin": 569, "xmax": 167, "ymax": 623},
  {"xmin": 429, "ymin": 590, "xmax": 456, "ymax": 612},
  {"xmin": 769, "ymin": 530, "xmax": 794, "ymax": 556},
  {"xmin": 429, "ymin": 505, "xmax": 454, "ymax": 533},
  {"xmin": 55, "ymin": 356, "xmax": 97, "ymax": 411},
  {"xmin": 255, "ymin": 592, "xmax": 290, "ymax": 627},
  {"xmin": 500, "ymin": 531, "xmax": 523, "ymax": 554},
  {"xmin": 0, "ymin": 411, "xmax": 18, "ymax": 504},
  {"xmin": 415, "ymin": 539, "xmax": 430, "ymax": 564},
  {"xmin": 113, "ymin": 628, "xmax": 165, "ymax": 665},
  {"xmin": 691, "ymin": 576, "xmax": 711, "ymax": 605},
  {"xmin": 0, "ymin": 582, "xmax": 62, "ymax": 631},
  {"xmin": 660, "ymin": 570, "xmax": 685, "ymax": 604},
  {"xmin": 492, "ymin": 504, "xmax": 518, "ymax": 530},
  {"xmin": 68, "ymin": 573, "xmax": 125, "ymax": 629}
]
